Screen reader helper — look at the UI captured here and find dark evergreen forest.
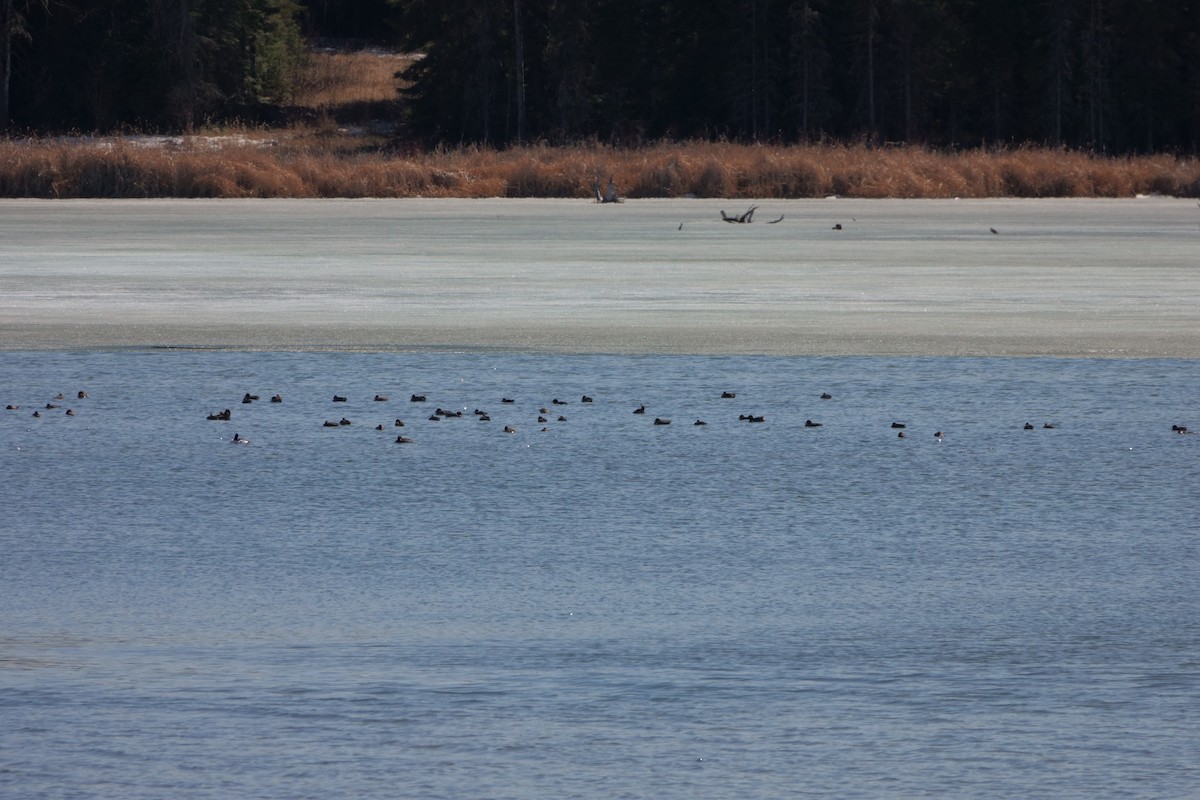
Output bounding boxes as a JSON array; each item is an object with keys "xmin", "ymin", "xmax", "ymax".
[{"xmin": 3, "ymin": 0, "xmax": 1198, "ymax": 154}]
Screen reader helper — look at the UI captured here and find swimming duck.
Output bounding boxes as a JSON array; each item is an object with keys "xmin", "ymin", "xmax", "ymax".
[
  {"xmin": 504, "ymin": 425, "xmax": 517, "ymax": 433},
  {"xmin": 721, "ymin": 391, "xmax": 736, "ymax": 399},
  {"xmin": 332, "ymin": 395, "xmax": 347, "ymax": 403},
  {"xmin": 394, "ymin": 419, "xmax": 405, "ymax": 427},
  {"xmin": 77, "ymin": 391, "xmax": 89, "ymax": 399},
  {"xmin": 270, "ymin": 394, "xmax": 282, "ymax": 403},
  {"xmin": 633, "ymin": 404, "xmax": 645, "ymax": 414},
  {"xmin": 820, "ymin": 392, "xmax": 832, "ymax": 400},
  {"xmin": 374, "ymin": 395, "xmax": 389, "ymax": 402},
  {"xmin": 805, "ymin": 419, "xmax": 822, "ymax": 427},
  {"xmin": 891, "ymin": 422, "xmax": 906, "ymax": 429},
  {"xmin": 654, "ymin": 418, "xmax": 671, "ymax": 425},
  {"xmin": 1023, "ymin": 422, "xmax": 1034, "ymax": 430},
  {"xmin": 581, "ymin": 395, "xmax": 593, "ymax": 403},
  {"xmin": 207, "ymin": 409, "xmax": 232, "ymax": 421},
  {"xmin": 232, "ymin": 432, "xmax": 249, "ymax": 444},
  {"xmin": 338, "ymin": 417, "xmax": 352, "ymax": 426},
  {"xmin": 323, "ymin": 420, "xmax": 339, "ymax": 427},
  {"xmin": 502, "ymin": 398, "xmax": 515, "ymax": 404},
  {"xmin": 395, "ymin": 435, "xmax": 414, "ymax": 444},
  {"xmin": 694, "ymin": 419, "xmax": 707, "ymax": 426},
  {"xmin": 410, "ymin": 394, "xmax": 427, "ymax": 402}
]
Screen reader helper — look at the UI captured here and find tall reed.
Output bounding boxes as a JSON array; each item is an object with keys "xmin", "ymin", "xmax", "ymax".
[{"xmin": 1, "ymin": 137, "xmax": 1197, "ymax": 199}]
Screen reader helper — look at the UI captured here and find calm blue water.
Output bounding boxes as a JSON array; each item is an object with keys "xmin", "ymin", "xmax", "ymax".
[{"xmin": 2, "ymin": 350, "xmax": 1198, "ymax": 799}]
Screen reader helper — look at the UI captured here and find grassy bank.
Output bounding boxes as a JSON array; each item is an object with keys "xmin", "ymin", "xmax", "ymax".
[{"xmin": 2, "ymin": 137, "xmax": 1198, "ymax": 199}]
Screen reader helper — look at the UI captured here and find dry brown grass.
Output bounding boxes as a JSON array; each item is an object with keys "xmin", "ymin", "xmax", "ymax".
[
  {"xmin": 288, "ymin": 50, "xmax": 416, "ymax": 109},
  {"xmin": 2, "ymin": 137, "xmax": 1198, "ymax": 199}
]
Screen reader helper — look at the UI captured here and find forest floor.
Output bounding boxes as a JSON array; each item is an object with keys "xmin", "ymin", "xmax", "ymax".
[{"xmin": 2, "ymin": 48, "xmax": 1198, "ymax": 199}]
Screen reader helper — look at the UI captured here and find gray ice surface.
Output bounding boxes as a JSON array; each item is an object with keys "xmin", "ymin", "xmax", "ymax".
[{"xmin": 2, "ymin": 197, "xmax": 1197, "ymax": 356}]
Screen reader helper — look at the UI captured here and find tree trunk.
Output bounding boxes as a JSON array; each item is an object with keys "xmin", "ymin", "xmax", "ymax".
[
  {"xmin": 793, "ymin": 0, "xmax": 815, "ymax": 140},
  {"xmin": 751, "ymin": 0, "xmax": 759, "ymax": 139},
  {"xmin": 801, "ymin": 27, "xmax": 810, "ymax": 138},
  {"xmin": 1084, "ymin": 0, "xmax": 1106, "ymax": 149},
  {"xmin": 1, "ymin": 0, "xmax": 12, "ymax": 131},
  {"xmin": 474, "ymin": 8, "xmax": 493, "ymax": 143},
  {"xmin": 513, "ymin": 0, "xmax": 525, "ymax": 143},
  {"xmin": 866, "ymin": 0, "xmax": 877, "ymax": 137},
  {"xmin": 903, "ymin": 31, "xmax": 912, "ymax": 141},
  {"xmin": 1049, "ymin": 0, "xmax": 1067, "ymax": 146}
]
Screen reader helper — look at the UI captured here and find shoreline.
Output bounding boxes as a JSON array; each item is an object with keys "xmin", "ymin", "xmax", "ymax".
[{"xmin": 3, "ymin": 324, "xmax": 1197, "ymax": 360}]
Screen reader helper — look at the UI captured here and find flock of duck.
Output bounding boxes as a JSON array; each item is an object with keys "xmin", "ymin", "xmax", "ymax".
[
  {"xmin": 5, "ymin": 390, "xmax": 88, "ymax": 418},
  {"xmin": 5, "ymin": 388, "xmax": 1194, "ymax": 444},
  {"xmin": 212, "ymin": 390, "xmax": 711, "ymax": 444},
  {"xmin": 203, "ymin": 389, "xmax": 857, "ymax": 445},
  {"xmin": 194, "ymin": 389, "xmax": 1196, "ymax": 446}
]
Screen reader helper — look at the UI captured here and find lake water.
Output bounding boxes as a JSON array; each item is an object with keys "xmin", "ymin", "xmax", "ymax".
[{"xmin": 1, "ymin": 199, "xmax": 1198, "ymax": 799}]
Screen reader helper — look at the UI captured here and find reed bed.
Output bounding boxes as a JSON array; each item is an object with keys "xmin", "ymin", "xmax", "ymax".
[{"xmin": 1, "ymin": 137, "xmax": 1197, "ymax": 199}]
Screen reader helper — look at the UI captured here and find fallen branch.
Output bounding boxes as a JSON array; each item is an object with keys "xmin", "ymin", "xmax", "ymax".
[
  {"xmin": 721, "ymin": 205, "xmax": 757, "ymax": 223},
  {"xmin": 594, "ymin": 175, "xmax": 623, "ymax": 203}
]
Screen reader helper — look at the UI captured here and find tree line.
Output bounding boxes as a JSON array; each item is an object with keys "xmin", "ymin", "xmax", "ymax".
[
  {"xmin": 1, "ymin": 0, "xmax": 309, "ymax": 132},
  {"xmin": 3, "ymin": 0, "xmax": 1199, "ymax": 155},
  {"xmin": 396, "ymin": 0, "xmax": 1200, "ymax": 153}
]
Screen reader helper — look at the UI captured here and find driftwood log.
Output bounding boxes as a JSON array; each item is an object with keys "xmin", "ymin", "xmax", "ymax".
[
  {"xmin": 721, "ymin": 205, "xmax": 756, "ymax": 223},
  {"xmin": 594, "ymin": 176, "xmax": 623, "ymax": 203},
  {"xmin": 721, "ymin": 206, "xmax": 784, "ymax": 224}
]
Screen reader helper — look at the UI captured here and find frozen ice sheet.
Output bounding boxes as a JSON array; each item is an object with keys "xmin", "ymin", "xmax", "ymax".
[{"xmin": 1, "ymin": 197, "xmax": 1197, "ymax": 356}]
